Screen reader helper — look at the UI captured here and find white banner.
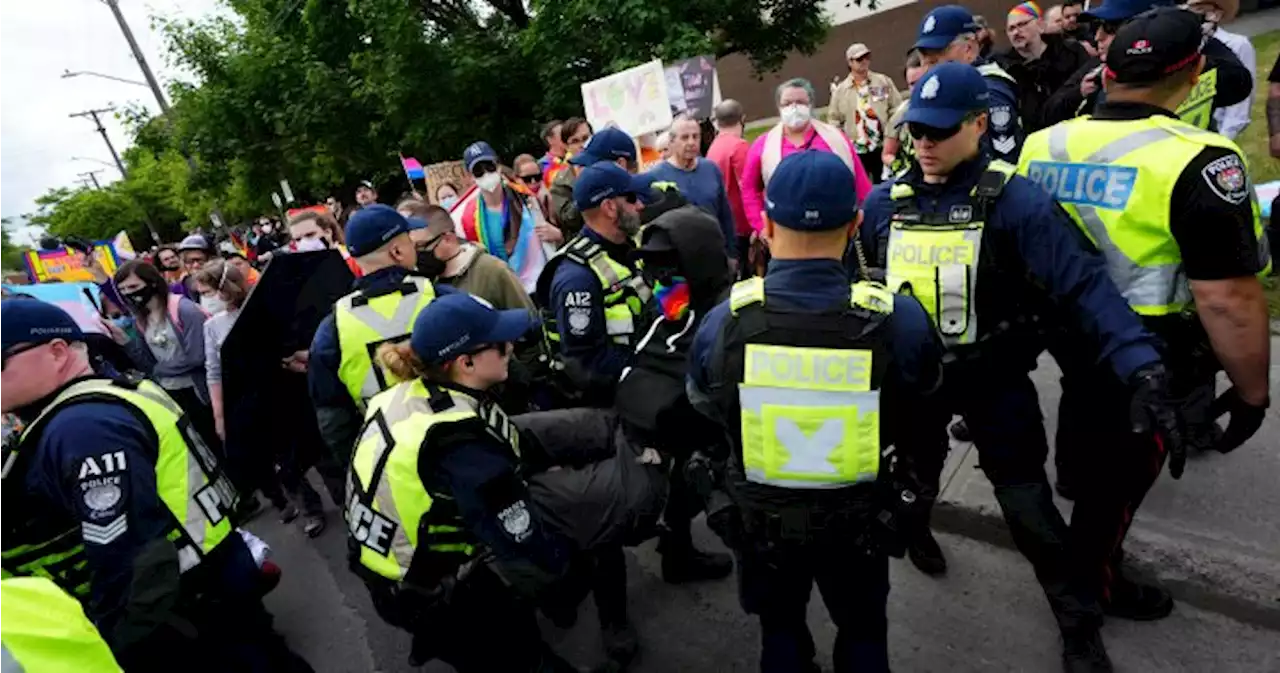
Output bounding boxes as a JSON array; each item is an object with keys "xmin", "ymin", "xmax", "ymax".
[{"xmin": 581, "ymin": 59, "xmax": 673, "ymax": 137}]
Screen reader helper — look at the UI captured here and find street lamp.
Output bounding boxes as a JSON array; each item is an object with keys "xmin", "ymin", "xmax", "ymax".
[{"xmin": 60, "ymin": 69, "xmax": 148, "ymax": 87}]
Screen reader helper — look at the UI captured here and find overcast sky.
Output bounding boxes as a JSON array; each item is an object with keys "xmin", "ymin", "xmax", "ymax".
[{"xmin": 0, "ymin": 0, "xmax": 222, "ymax": 244}]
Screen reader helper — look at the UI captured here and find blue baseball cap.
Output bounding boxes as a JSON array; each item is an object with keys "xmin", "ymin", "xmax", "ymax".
[
  {"xmin": 765, "ymin": 151, "xmax": 859, "ymax": 232},
  {"xmin": 913, "ymin": 5, "xmax": 980, "ymax": 51},
  {"xmin": 568, "ymin": 127, "xmax": 637, "ymax": 166},
  {"xmin": 573, "ymin": 162, "xmax": 653, "ymax": 211},
  {"xmin": 463, "ymin": 141, "xmax": 500, "ymax": 171},
  {"xmin": 405, "ymin": 216, "xmax": 428, "ymax": 231},
  {"xmin": 345, "ymin": 204, "xmax": 411, "ymax": 256},
  {"xmin": 903, "ymin": 62, "xmax": 991, "ymax": 128},
  {"xmin": 410, "ymin": 294, "xmax": 539, "ymax": 365},
  {"xmin": 1084, "ymin": 0, "xmax": 1173, "ymax": 22},
  {"xmin": 1, "ymin": 299, "xmax": 85, "ymax": 354}
]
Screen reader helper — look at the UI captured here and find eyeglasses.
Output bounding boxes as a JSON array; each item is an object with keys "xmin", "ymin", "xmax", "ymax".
[
  {"xmin": 470, "ymin": 162, "xmax": 498, "ymax": 178},
  {"xmin": 567, "ymin": 134, "xmax": 590, "ymax": 145},
  {"xmin": 519, "ymin": 173, "xmax": 542, "ymax": 185},
  {"xmin": 1008, "ymin": 17, "xmax": 1036, "ymax": 32},
  {"xmin": 466, "ymin": 341, "xmax": 511, "ymax": 358},
  {"xmin": 851, "ymin": 54, "xmax": 870, "ymax": 62},
  {"xmin": 415, "ymin": 233, "xmax": 444, "ymax": 253},
  {"xmin": 2, "ymin": 341, "xmax": 51, "ymax": 371},
  {"xmin": 907, "ymin": 122, "xmax": 963, "ymax": 142}
]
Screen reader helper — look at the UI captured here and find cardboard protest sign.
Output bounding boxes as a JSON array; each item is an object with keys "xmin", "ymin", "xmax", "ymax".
[
  {"xmin": 426, "ymin": 160, "xmax": 474, "ymax": 205},
  {"xmin": 664, "ymin": 56, "xmax": 717, "ymax": 119},
  {"xmin": 581, "ymin": 60, "xmax": 673, "ymax": 137}
]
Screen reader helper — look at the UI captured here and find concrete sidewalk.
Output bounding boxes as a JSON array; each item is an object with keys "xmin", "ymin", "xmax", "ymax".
[{"xmin": 934, "ymin": 336, "xmax": 1280, "ymax": 630}]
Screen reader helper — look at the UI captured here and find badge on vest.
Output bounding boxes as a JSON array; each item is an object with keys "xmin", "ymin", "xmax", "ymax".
[
  {"xmin": 1201, "ymin": 154, "xmax": 1248, "ymax": 205},
  {"xmin": 948, "ymin": 205, "xmax": 973, "ymax": 223}
]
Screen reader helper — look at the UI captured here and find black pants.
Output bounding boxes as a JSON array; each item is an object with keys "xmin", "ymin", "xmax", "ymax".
[
  {"xmin": 411, "ymin": 567, "xmax": 563, "ymax": 673},
  {"xmin": 857, "ymin": 152, "xmax": 884, "ymax": 184},
  {"xmin": 736, "ymin": 521, "xmax": 890, "ymax": 673},
  {"xmin": 938, "ymin": 364, "xmax": 1165, "ymax": 632}
]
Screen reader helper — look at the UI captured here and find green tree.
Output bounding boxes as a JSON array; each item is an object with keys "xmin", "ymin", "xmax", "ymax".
[{"xmin": 1, "ymin": 219, "xmax": 31, "ymax": 272}]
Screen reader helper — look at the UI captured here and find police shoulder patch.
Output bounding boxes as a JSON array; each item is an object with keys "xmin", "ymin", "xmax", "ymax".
[
  {"xmin": 989, "ymin": 106, "xmax": 1012, "ymax": 130},
  {"xmin": 1201, "ymin": 153, "xmax": 1248, "ymax": 205},
  {"xmin": 567, "ymin": 307, "xmax": 591, "ymax": 335},
  {"xmin": 497, "ymin": 500, "xmax": 532, "ymax": 543}
]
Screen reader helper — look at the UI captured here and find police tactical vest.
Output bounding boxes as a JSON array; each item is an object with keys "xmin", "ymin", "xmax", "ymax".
[
  {"xmin": 347, "ymin": 379, "xmax": 519, "ymax": 585},
  {"xmin": 536, "ymin": 234, "xmax": 652, "ymax": 346},
  {"xmin": 1174, "ymin": 67, "xmax": 1217, "ymax": 130},
  {"xmin": 710, "ymin": 278, "xmax": 895, "ymax": 492},
  {"xmin": 1018, "ymin": 114, "xmax": 1269, "ymax": 316},
  {"xmin": 884, "ymin": 161, "xmax": 1016, "ymax": 347},
  {"xmin": 1, "ymin": 577, "xmax": 122, "ymax": 672},
  {"xmin": 7, "ymin": 379, "xmax": 236, "ymax": 582},
  {"xmin": 334, "ymin": 276, "xmax": 437, "ymax": 409}
]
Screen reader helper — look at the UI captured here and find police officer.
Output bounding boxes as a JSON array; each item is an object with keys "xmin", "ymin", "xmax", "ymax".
[
  {"xmin": 1, "ymin": 576, "xmax": 122, "ymax": 672},
  {"xmin": 0, "ymin": 300, "xmax": 311, "ymax": 673},
  {"xmin": 1018, "ymin": 3, "xmax": 1270, "ymax": 635},
  {"xmin": 914, "ymin": 5, "xmax": 1025, "ymax": 163},
  {"xmin": 856, "ymin": 62, "xmax": 1186, "ymax": 672},
  {"xmin": 309, "ymin": 205, "xmax": 453, "ymax": 476},
  {"xmin": 1042, "ymin": 0, "xmax": 1251, "ymax": 129},
  {"xmin": 688, "ymin": 150, "xmax": 946, "ymax": 673},
  {"xmin": 346, "ymin": 293, "xmax": 579, "ymax": 672},
  {"xmin": 535, "ymin": 161, "xmax": 653, "ymax": 403}
]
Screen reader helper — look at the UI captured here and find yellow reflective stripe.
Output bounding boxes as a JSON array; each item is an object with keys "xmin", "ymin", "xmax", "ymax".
[
  {"xmin": 849, "ymin": 282, "xmax": 895, "ymax": 314},
  {"xmin": 729, "ymin": 277, "xmax": 765, "ymax": 315},
  {"xmin": 739, "ymin": 383, "xmax": 880, "ymax": 488},
  {"xmin": 334, "ymin": 278, "xmax": 436, "ymax": 407},
  {"xmin": 890, "ymin": 183, "xmax": 914, "ymax": 200},
  {"xmin": 744, "ymin": 345, "xmax": 872, "ymax": 392},
  {"xmin": 604, "ymin": 305, "xmax": 635, "ymax": 336}
]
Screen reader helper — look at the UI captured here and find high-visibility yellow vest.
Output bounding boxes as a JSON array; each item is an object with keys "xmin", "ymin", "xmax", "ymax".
[
  {"xmin": 334, "ymin": 276, "xmax": 437, "ymax": 409},
  {"xmin": 1175, "ymin": 67, "xmax": 1217, "ymax": 129},
  {"xmin": 1, "ymin": 525, "xmax": 91, "ymax": 600},
  {"xmin": 1017, "ymin": 114, "xmax": 1269, "ymax": 316},
  {"xmin": 1, "ymin": 577, "xmax": 123, "ymax": 672},
  {"xmin": 884, "ymin": 161, "xmax": 1017, "ymax": 346},
  {"xmin": 536, "ymin": 235, "xmax": 652, "ymax": 346},
  {"xmin": 16, "ymin": 379, "xmax": 235, "ymax": 576},
  {"xmin": 347, "ymin": 379, "xmax": 519, "ymax": 583},
  {"xmin": 727, "ymin": 278, "xmax": 893, "ymax": 489}
]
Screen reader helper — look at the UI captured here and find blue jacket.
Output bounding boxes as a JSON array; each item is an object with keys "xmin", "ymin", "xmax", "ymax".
[
  {"xmin": 546, "ymin": 227, "xmax": 636, "ymax": 387},
  {"xmin": 309, "ymin": 266, "xmax": 455, "ymax": 458},
  {"xmin": 21, "ymin": 380, "xmax": 260, "ymax": 649},
  {"xmin": 688, "ymin": 258, "xmax": 943, "ymax": 402},
  {"xmin": 854, "ymin": 156, "xmax": 1159, "ymax": 382},
  {"xmin": 979, "ymin": 57, "xmax": 1024, "ymax": 163},
  {"xmin": 646, "ymin": 159, "xmax": 737, "ymax": 258}
]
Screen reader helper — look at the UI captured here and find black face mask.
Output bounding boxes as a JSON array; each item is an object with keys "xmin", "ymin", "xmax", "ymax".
[
  {"xmin": 121, "ymin": 284, "xmax": 157, "ymax": 308},
  {"xmin": 416, "ymin": 250, "xmax": 447, "ymax": 278}
]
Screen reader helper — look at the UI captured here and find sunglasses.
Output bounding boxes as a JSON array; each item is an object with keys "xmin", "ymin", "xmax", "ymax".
[
  {"xmin": 470, "ymin": 162, "xmax": 498, "ymax": 178},
  {"xmin": 2, "ymin": 341, "xmax": 52, "ymax": 371},
  {"xmin": 851, "ymin": 54, "xmax": 870, "ymax": 62},
  {"xmin": 465, "ymin": 341, "xmax": 512, "ymax": 358},
  {"xmin": 519, "ymin": 173, "xmax": 542, "ymax": 185},
  {"xmin": 907, "ymin": 122, "xmax": 963, "ymax": 142}
]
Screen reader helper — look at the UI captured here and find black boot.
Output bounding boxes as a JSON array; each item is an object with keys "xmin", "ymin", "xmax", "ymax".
[
  {"xmin": 596, "ymin": 621, "xmax": 639, "ymax": 671},
  {"xmin": 907, "ymin": 527, "xmax": 947, "ymax": 576},
  {"xmin": 658, "ymin": 538, "xmax": 733, "ymax": 584},
  {"xmin": 949, "ymin": 418, "xmax": 972, "ymax": 442},
  {"xmin": 1104, "ymin": 574, "xmax": 1173, "ymax": 621},
  {"xmin": 1061, "ymin": 629, "xmax": 1113, "ymax": 673}
]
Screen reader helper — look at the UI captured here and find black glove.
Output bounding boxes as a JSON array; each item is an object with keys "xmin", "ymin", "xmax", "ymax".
[
  {"xmin": 1128, "ymin": 363, "xmax": 1188, "ymax": 479},
  {"xmin": 1209, "ymin": 387, "xmax": 1269, "ymax": 454}
]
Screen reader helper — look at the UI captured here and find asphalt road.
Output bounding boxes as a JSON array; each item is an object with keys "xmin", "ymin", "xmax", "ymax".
[{"xmin": 251, "ymin": 490, "xmax": 1279, "ymax": 673}]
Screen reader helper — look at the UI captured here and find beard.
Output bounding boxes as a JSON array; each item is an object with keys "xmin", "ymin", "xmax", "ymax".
[{"xmin": 618, "ymin": 210, "xmax": 643, "ymax": 237}]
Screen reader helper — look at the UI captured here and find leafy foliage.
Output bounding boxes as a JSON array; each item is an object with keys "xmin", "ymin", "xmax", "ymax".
[
  {"xmin": 1, "ymin": 221, "xmax": 31, "ymax": 272},
  {"xmin": 30, "ymin": 0, "xmax": 833, "ymax": 242}
]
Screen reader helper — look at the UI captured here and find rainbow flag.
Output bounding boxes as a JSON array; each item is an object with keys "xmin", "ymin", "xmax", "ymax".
[
  {"xmin": 450, "ymin": 180, "xmax": 553, "ymax": 293},
  {"xmin": 401, "ymin": 155, "xmax": 425, "ymax": 179}
]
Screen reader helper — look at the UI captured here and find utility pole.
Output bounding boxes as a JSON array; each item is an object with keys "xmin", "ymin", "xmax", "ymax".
[
  {"xmin": 77, "ymin": 170, "xmax": 104, "ymax": 189},
  {"xmin": 105, "ymin": 0, "xmax": 170, "ymax": 114},
  {"xmin": 69, "ymin": 108, "xmax": 127, "ymax": 178}
]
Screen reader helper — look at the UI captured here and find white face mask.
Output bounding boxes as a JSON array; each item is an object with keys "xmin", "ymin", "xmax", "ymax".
[
  {"xmin": 440, "ymin": 195, "xmax": 459, "ymax": 210},
  {"xmin": 780, "ymin": 104, "xmax": 812, "ymax": 130},
  {"xmin": 293, "ymin": 237, "xmax": 327, "ymax": 253},
  {"xmin": 475, "ymin": 171, "xmax": 502, "ymax": 193},
  {"xmin": 201, "ymin": 294, "xmax": 228, "ymax": 314}
]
